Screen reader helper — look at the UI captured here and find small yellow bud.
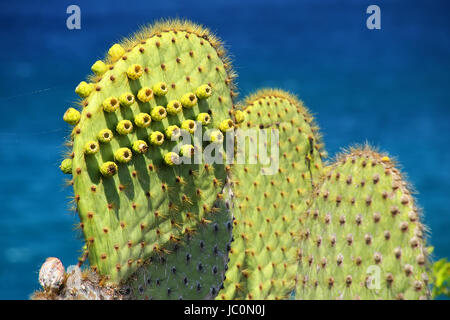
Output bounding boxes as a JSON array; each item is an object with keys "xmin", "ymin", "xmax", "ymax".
[
  {"xmin": 165, "ymin": 125, "xmax": 181, "ymax": 140},
  {"xmin": 149, "ymin": 131, "xmax": 164, "ymax": 146},
  {"xmin": 134, "ymin": 113, "xmax": 152, "ymax": 128},
  {"xmin": 108, "ymin": 44, "xmax": 125, "ymax": 62},
  {"xmin": 60, "ymin": 159, "xmax": 73, "ymax": 174},
  {"xmin": 98, "ymin": 129, "xmax": 113, "ymax": 143},
  {"xmin": 100, "ymin": 161, "xmax": 118, "ymax": 177},
  {"xmin": 164, "ymin": 152, "xmax": 180, "ymax": 166},
  {"xmin": 132, "ymin": 140, "xmax": 148, "ymax": 154},
  {"xmin": 181, "ymin": 92, "xmax": 197, "ymax": 108},
  {"xmin": 102, "ymin": 97, "xmax": 120, "ymax": 113},
  {"xmin": 181, "ymin": 120, "xmax": 197, "ymax": 134},
  {"xmin": 84, "ymin": 141, "xmax": 99, "ymax": 155},
  {"xmin": 166, "ymin": 100, "xmax": 182, "ymax": 115},
  {"xmin": 195, "ymin": 84, "xmax": 212, "ymax": 99},
  {"xmin": 151, "ymin": 106, "xmax": 167, "ymax": 121},
  {"xmin": 119, "ymin": 92, "xmax": 135, "ymax": 107},
  {"xmin": 196, "ymin": 113, "xmax": 211, "ymax": 125},
  {"xmin": 126, "ymin": 64, "xmax": 143, "ymax": 80},
  {"xmin": 63, "ymin": 108, "xmax": 81, "ymax": 125},
  {"xmin": 137, "ymin": 87, "xmax": 154, "ymax": 102},
  {"xmin": 381, "ymin": 156, "xmax": 390, "ymax": 163},
  {"xmin": 219, "ymin": 119, "xmax": 234, "ymax": 132},
  {"xmin": 234, "ymin": 110, "xmax": 245, "ymax": 124},
  {"xmin": 114, "ymin": 147, "xmax": 132, "ymax": 163},
  {"xmin": 91, "ymin": 60, "xmax": 108, "ymax": 75},
  {"xmin": 116, "ymin": 120, "xmax": 133, "ymax": 135},
  {"xmin": 75, "ymin": 81, "xmax": 93, "ymax": 98},
  {"xmin": 152, "ymin": 82, "xmax": 168, "ymax": 96}
]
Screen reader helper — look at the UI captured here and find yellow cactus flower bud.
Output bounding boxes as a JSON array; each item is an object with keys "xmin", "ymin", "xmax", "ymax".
[
  {"xmin": 63, "ymin": 108, "xmax": 81, "ymax": 125},
  {"xmin": 181, "ymin": 120, "xmax": 197, "ymax": 134},
  {"xmin": 381, "ymin": 156, "xmax": 390, "ymax": 163},
  {"xmin": 137, "ymin": 87, "xmax": 154, "ymax": 102},
  {"xmin": 98, "ymin": 129, "xmax": 113, "ymax": 143},
  {"xmin": 84, "ymin": 141, "xmax": 99, "ymax": 155},
  {"xmin": 234, "ymin": 110, "xmax": 245, "ymax": 124},
  {"xmin": 166, "ymin": 100, "xmax": 182, "ymax": 115},
  {"xmin": 219, "ymin": 119, "xmax": 234, "ymax": 132},
  {"xmin": 180, "ymin": 92, "xmax": 197, "ymax": 108},
  {"xmin": 60, "ymin": 159, "xmax": 73, "ymax": 174},
  {"xmin": 149, "ymin": 131, "xmax": 164, "ymax": 146},
  {"xmin": 126, "ymin": 64, "xmax": 143, "ymax": 80},
  {"xmin": 75, "ymin": 81, "xmax": 93, "ymax": 98},
  {"xmin": 91, "ymin": 60, "xmax": 107, "ymax": 75},
  {"xmin": 119, "ymin": 92, "xmax": 135, "ymax": 107},
  {"xmin": 100, "ymin": 161, "xmax": 118, "ymax": 177},
  {"xmin": 196, "ymin": 113, "xmax": 211, "ymax": 125},
  {"xmin": 116, "ymin": 120, "xmax": 133, "ymax": 135},
  {"xmin": 108, "ymin": 44, "xmax": 125, "ymax": 62},
  {"xmin": 152, "ymin": 82, "xmax": 168, "ymax": 96},
  {"xmin": 151, "ymin": 106, "xmax": 167, "ymax": 121},
  {"xmin": 114, "ymin": 147, "xmax": 132, "ymax": 163},
  {"xmin": 102, "ymin": 97, "xmax": 120, "ymax": 113},
  {"xmin": 134, "ymin": 113, "xmax": 152, "ymax": 128},
  {"xmin": 164, "ymin": 152, "xmax": 180, "ymax": 166},
  {"xmin": 132, "ymin": 140, "xmax": 148, "ymax": 154},
  {"xmin": 195, "ymin": 84, "xmax": 212, "ymax": 99},
  {"xmin": 165, "ymin": 125, "xmax": 181, "ymax": 140}
]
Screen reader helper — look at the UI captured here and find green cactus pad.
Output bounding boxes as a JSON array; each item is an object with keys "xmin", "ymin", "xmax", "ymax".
[
  {"xmin": 122, "ymin": 187, "xmax": 233, "ymax": 300},
  {"xmin": 64, "ymin": 19, "xmax": 237, "ymax": 285},
  {"xmin": 297, "ymin": 146, "xmax": 430, "ymax": 300},
  {"xmin": 217, "ymin": 89, "xmax": 325, "ymax": 300}
]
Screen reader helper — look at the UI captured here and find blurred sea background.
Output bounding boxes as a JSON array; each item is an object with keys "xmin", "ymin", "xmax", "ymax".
[{"xmin": 0, "ymin": 0, "xmax": 448, "ymax": 299}]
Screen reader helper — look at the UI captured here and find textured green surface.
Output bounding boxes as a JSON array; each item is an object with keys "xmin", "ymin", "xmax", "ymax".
[
  {"xmin": 297, "ymin": 147, "xmax": 430, "ymax": 300},
  {"xmin": 218, "ymin": 89, "xmax": 325, "ymax": 299},
  {"xmin": 62, "ymin": 20, "xmax": 236, "ymax": 286},
  {"xmin": 123, "ymin": 187, "xmax": 233, "ymax": 299}
]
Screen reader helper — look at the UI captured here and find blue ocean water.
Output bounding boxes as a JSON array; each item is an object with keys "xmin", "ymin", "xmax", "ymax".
[{"xmin": 0, "ymin": 0, "xmax": 448, "ymax": 299}]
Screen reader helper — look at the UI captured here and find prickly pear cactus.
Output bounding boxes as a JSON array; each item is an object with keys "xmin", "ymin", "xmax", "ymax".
[
  {"xmin": 297, "ymin": 146, "xmax": 430, "ymax": 300},
  {"xmin": 217, "ymin": 89, "xmax": 325, "ymax": 299},
  {"xmin": 35, "ymin": 18, "xmax": 434, "ymax": 301},
  {"xmin": 60, "ymin": 19, "xmax": 237, "ymax": 295}
]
